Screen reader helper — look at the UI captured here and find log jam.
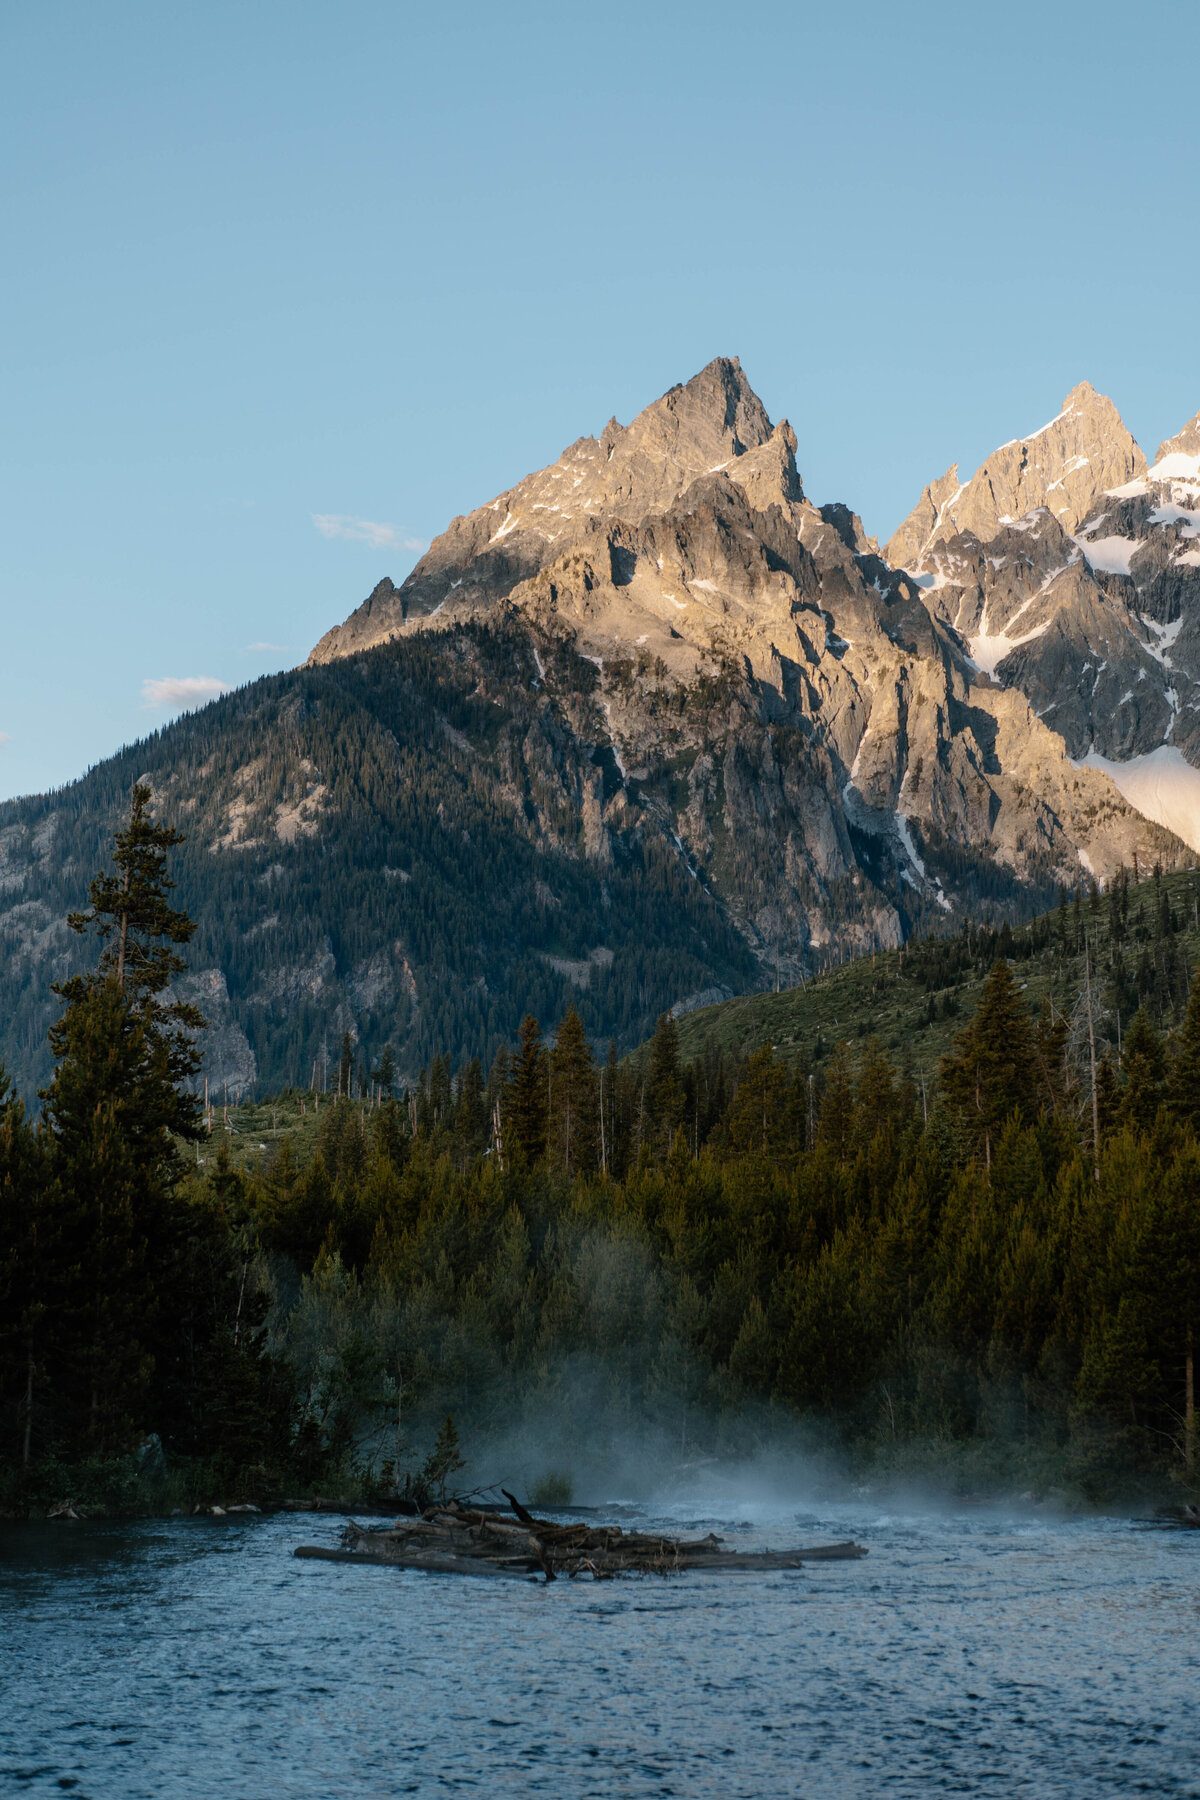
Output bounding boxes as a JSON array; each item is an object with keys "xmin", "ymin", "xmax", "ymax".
[{"xmin": 294, "ymin": 1501, "xmax": 869, "ymax": 1580}]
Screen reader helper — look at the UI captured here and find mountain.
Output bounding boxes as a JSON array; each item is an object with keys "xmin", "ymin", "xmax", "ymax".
[
  {"xmin": 885, "ymin": 381, "xmax": 1146, "ymax": 567},
  {"xmin": 0, "ymin": 360, "xmax": 1191, "ymax": 1101},
  {"xmin": 888, "ymin": 383, "xmax": 1200, "ymax": 850}
]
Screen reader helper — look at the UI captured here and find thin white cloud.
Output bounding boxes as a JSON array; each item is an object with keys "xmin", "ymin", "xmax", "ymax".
[
  {"xmin": 313, "ymin": 513, "xmax": 425, "ymax": 552},
  {"xmin": 243, "ymin": 641, "xmax": 292, "ymax": 653},
  {"xmin": 0, "ymin": 732, "xmax": 10, "ymax": 746},
  {"xmin": 141, "ymin": 676, "xmax": 230, "ymax": 711}
]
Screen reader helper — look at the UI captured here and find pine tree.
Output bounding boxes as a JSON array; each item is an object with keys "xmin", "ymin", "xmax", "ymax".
[
  {"xmin": 548, "ymin": 1006, "xmax": 597, "ymax": 1178},
  {"xmin": 372, "ymin": 1045, "xmax": 397, "ymax": 1099},
  {"xmin": 40, "ymin": 786, "xmax": 204, "ymax": 1453},
  {"xmin": 1095, "ymin": 1051, "xmax": 1121, "ymax": 1142},
  {"xmin": 0, "ymin": 1069, "xmax": 47, "ymax": 1463},
  {"xmin": 816, "ymin": 1042, "xmax": 855, "ymax": 1163},
  {"xmin": 728, "ymin": 1045, "xmax": 798, "ymax": 1159},
  {"xmin": 939, "ymin": 958, "xmax": 1036, "ymax": 1169},
  {"xmin": 66, "ymin": 783, "xmax": 196, "ymax": 1009},
  {"xmin": 338, "ymin": 1031, "xmax": 354, "ymax": 1100},
  {"xmin": 1119, "ymin": 1008, "xmax": 1166, "ymax": 1134},
  {"xmin": 642, "ymin": 1012, "xmax": 684, "ymax": 1157},
  {"xmin": 504, "ymin": 1015, "xmax": 547, "ymax": 1165}
]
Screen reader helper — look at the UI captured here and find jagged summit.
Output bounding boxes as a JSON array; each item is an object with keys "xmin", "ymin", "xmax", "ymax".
[
  {"xmin": 305, "ymin": 357, "xmax": 1182, "ymax": 910},
  {"xmin": 308, "ymin": 358, "xmax": 804, "ymax": 665},
  {"xmin": 1155, "ymin": 407, "xmax": 1200, "ymax": 471},
  {"xmin": 886, "ymin": 380, "xmax": 1146, "ymax": 569},
  {"xmin": 886, "ymin": 381, "xmax": 1200, "ymax": 848}
]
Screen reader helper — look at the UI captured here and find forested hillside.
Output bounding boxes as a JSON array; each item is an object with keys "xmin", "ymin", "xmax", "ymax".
[
  {"xmin": 673, "ymin": 863, "xmax": 1200, "ymax": 1079},
  {"xmin": 0, "ymin": 624, "xmax": 758, "ymax": 1102}
]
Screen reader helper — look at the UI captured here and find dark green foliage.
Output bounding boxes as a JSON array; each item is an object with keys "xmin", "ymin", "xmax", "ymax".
[
  {"xmin": 1120, "ymin": 1009, "xmax": 1166, "ymax": 1134},
  {"xmin": 1, "ymin": 798, "xmax": 289, "ymax": 1490},
  {"xmin": 0, "ymin": 625, "xmax": 762, "ymax": 1103},
  {"xmin": 0, "ymin": 1070, "xmax": 46, "ymax": 1467},
  {"xmin": 8, "ymin": 841, "xmax": 1200, "ymax": 1506},
  {"xmin": 405, "ymin": 1414, "xmax": 466, "ymax": 1507},
  {"xmin": 939, "ymin": 959, "xmax": 1036, "ymax": 1166},
  {"xmin": 642, "ymin": 1012, "xmax": 684, "ymax": 1156},
  {"xmin": 65, "ymin": 783, "xmax": 198, "ymax": 1015},
  {"xmin": 1168, "ymin": 976, "xmax": 1200, "ymax": 1133},
  {"xmin": 504, "ymin": 1016, "xmax": 547, "ymax": 1165},
  {"xmin": 548, "ymin": 1006, "xmax": 597, "ymax": 1177}
]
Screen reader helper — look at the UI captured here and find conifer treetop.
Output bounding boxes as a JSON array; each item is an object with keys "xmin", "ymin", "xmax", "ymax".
[{"xmin": 67, "ymin": 783, "xmax": 196, "ymax": 1006}]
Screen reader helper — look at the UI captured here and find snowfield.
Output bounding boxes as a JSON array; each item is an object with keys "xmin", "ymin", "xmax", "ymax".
[{"xmin": 1074, "ymin": 745, "xmax": 1200, "ymax": 856}]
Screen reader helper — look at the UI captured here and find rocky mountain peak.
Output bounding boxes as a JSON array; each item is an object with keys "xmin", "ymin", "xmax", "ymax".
[
  {"xmin": 1155, "ymin": 407, "xmax": 1200, "ymax": 470},
  {"xmin": 649, "ymin": 354, "xmax": 774, "ymax": 456},
  {"xmin": 308, "ymin": 358, "xmax": 803, "ymax": 666},
  {"xmin": 887, "ymin": 382, "xmax": 1146, "ymax": 568}
]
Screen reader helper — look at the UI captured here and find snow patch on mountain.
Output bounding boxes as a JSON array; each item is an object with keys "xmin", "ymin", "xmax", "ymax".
[
  {"xmin": 1076, "ymin": 535, "xmax": 1142, "ymax": 575},
  {"xmin": 968, "ymin": 596, "xmax": 1054, "ymax": 676},
  {"xmin": 1143, "ymin": 617, "xmax": 1183, "ymax": 666},
  {"xmin": 895, "ymin": 813, "xmax": 952, "ymax": 911},
  {"xmin": 1074, "ymin": 746, "xmax": 1200, "ymax": 855},
  {"xmin": 1151, "ymin": 451, "xmax": 1200, "ymax": 484}
]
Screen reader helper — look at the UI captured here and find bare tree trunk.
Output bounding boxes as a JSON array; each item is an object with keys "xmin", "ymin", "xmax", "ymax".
[{"xmin": 22, "ymin": 1341, "xmax": 33, "ymax": 1467}]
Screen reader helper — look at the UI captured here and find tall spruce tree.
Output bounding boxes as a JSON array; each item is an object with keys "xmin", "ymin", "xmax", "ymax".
[
  {"xmin": 816, "ymin": 1042, "xmax": 856, "ymax": 1163},
  {"xmin": 939, "ymin": 957, "xmax": 1036, "ymax": 1169},
  {"xmin": 1119, "ymin": 1008, "xmax": 1166, "ymax": 1135},
  {"xmin": 504, "ymin": 1015, "xmax": 548, "ymax": 1165},
  {"xmin": 41, "ymin": 786, "xmax": 204, "ymax": 1452},
  {"xmin": 548, "ymin": 1006, "xmax": 597, "ymax": 1177},
  {"xmin": 642, "ymin": 1012, "xmax": 684, "ymax": 1157}
]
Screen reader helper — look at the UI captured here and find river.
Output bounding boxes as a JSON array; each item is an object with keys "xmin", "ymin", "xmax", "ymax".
[{"xmin": 1, "ymin": 1494, "xmax": 1197, "ymax": 1797}]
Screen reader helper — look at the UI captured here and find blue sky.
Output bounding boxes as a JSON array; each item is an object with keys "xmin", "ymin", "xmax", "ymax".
[{"xmin": 2, "ymin": 0, "xmax": 1196, "ymax": 800}]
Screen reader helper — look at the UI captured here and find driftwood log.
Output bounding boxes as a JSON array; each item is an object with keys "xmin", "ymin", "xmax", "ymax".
[{"xmin": 294, "ymin": 1501, "xmax": 868, "ymax": 1580}]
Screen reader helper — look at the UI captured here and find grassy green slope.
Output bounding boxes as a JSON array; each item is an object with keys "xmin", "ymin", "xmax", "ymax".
[{"xmin": 672, "ymin": 865, "xmax": 1200, "ymax": 1078}]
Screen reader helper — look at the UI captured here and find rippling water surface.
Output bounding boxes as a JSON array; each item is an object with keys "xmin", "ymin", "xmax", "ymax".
[{"xmin": 2, "ymin": 1494, "xmax": 1198, "ymax": 1798}]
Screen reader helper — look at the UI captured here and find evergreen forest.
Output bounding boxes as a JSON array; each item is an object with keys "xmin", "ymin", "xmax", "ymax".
[{"xmin": 3, "ymin": 797, "xmax": 1200, "ymax": 1516}]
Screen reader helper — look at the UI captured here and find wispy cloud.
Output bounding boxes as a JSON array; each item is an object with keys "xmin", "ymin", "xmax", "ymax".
[
  {"xmin": 243, "ymin": 641, "xmax": 292, "ymax": 654},
  {"xmin": 141, "ymin": 676, "xmax": 230, "ymax": 711},
  {"xmin": 0, "ymin": 732, "xmax": 10, "ymax": 746},
  {"xmin": 313, "ymin": 514, "xmax": 426, "ymax": 552}
]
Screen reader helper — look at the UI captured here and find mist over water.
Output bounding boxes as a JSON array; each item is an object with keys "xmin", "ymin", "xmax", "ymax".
[{"xmin": 4, "ymin": 1493, "xmax": 1198, "ymax": 1798}]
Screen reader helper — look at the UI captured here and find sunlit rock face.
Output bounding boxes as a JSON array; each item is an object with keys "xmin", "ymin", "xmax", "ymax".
[
  {"xmin": 888, "ymin": 382, "xmax": 1200, "ymax": 851},
  {"xmin": 310, "ymin": 359, "xmax": 1187, "ymax": 935}
]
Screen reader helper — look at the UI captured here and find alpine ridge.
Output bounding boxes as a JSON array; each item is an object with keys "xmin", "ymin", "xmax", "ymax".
[
  {"xmin": 888, "ymin": 379, "xmax": 1200, "ymax": 848},
  {"xmin": 0, "ymin": 360, "xmax": 1194, "ymax": 1099}
]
